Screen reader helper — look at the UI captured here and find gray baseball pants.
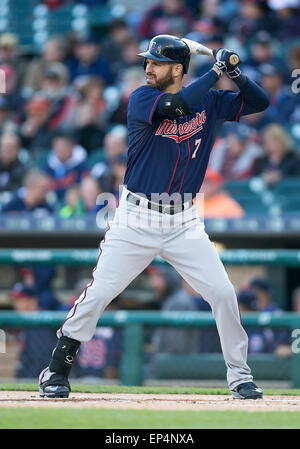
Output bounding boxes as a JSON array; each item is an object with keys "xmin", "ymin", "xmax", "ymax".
[{"xmin": 57, "ymin": 187, "xmax": 253, "ymax": 390}]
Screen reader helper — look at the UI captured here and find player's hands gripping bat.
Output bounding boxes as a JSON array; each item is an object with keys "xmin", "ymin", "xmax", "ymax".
[
  {"xmin": 182, "ymin": 38, "xmax": 240, "ymax": 78},
  {"xmin": 212, "ymin": 48, "xmax": 241, "ymax": 78}
]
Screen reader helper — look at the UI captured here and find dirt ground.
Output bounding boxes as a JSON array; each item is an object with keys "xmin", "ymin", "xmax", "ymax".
[{"xmin": 1, "ymin": 391, "xmax": 300, "ymax": 411}]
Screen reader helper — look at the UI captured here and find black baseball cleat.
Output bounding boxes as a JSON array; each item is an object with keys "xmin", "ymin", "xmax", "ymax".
[
  {"xmin": 39, "ymin": 373, "xmax": 71, "ymax": 398},
  {"xmin": 231, "ymin": 382, "xmax": 263, "ymax": 400}
]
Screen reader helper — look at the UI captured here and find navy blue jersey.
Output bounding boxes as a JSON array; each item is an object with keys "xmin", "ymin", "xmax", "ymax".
[{"xmin": 124, "ymin": 85, "xmax": 246, "ymax": 200}]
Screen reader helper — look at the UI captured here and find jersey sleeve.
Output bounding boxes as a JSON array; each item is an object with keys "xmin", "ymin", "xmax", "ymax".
[
  {"xmin": 128, "ymin": 86, "xmax": 166, "ymax": 125},
  {"xmin": 210, "ymin": 89, "xmax": 245, "ymax": 122}
]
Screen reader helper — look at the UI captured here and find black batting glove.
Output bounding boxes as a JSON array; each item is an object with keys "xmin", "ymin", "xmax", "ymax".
[
  {"xmin": 213, "ymin": 48, "xmax": 241, "ymax": 77},
  {"xmin": 213, "ymin": 60, "xmax": 227, "ymax": 75},
  {"xmin": 227, "ymin": 66, "xmax": 241, "ymax": 79}
]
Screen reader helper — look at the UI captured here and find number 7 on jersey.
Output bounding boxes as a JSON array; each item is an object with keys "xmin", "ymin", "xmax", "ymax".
[{"xmin": 192, "ymin": 138, "xmax": 201, "ymax": 159}]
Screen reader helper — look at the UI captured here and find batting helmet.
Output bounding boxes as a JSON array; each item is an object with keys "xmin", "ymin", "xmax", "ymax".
[{"xmin": 137, "ymin": 35, "xmax": 190, "ymax": 74}]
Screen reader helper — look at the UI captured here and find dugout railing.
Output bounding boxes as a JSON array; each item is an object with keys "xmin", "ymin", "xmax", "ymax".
[
  {"xmin": 0, "ymin": 310, "xmax": 300, "ymax": 387},
  {"xmin": 0, "ymin": 248, "xmax": 300, "ymax": 266}
]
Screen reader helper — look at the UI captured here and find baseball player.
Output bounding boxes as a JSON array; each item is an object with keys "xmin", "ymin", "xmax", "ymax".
[{"xmin": 39, "ymin": 35, "xmax": 269, "ymax": 399}]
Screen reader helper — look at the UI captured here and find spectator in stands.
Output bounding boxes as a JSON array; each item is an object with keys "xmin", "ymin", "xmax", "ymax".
[
  {"xmin": 101, "ymin": 18, "xmax": 139, "ymax": 79},
  {"xmin": 18, "ymin": 266, "xmax": 62, "ymax": 311},
  {"xmin": 101, "ymin": 37, "xmax": 144, "ymax": 87},
  {"xmin": 59, "ymin": 185, "xmax": 82, "ymax": 218},
  {"xmin": 246, "ymin": 278, "xmax": 291, "ymax": 355},
  {"xmin": 38, "ymin": 62, "xmax": 77, "ymax": 130},
  {"xmin": 23, "ymin": 37, "xmax": 68, "ymax": 95},
  {"xmin": 209, "ymin": 123, "xmax": 262, "ymax": 181},
  {"xmin": 149, "ymin": 265, "xmax": 201, "ymax": 353},
  {"xmin": 150, "ymin": 268, "xmax": 220, "ymax": 355},
  {"xmin": 0, "ymin": 64, "xmax": 25, "ymax": 120},
  {"xmin": 259, "ymin": 62, "xmax": 298, "ymax": 124},
  {"xmin": 241, "ymin": 31, "xmax": 288, "ymax": 82},
  {"xmin": 119, "ymin": 38, "xmax": 143, "ymax": 72},
  {"xmin": 268, "ymin": 0, "xmax": 300, "ymax": 41},
  {"xmin": 288, "ymin": 44, "xmax": 300, "ymax": 75},
  {"xmin": 249, "ymin": 276, "xmax": 280, "ymax": 312},
  {"xmin": 102, "ymin": 31, "xmax": 142, "ymax": 81},
  {"xmin": 101, "ymin": 18, "xmax": 134, "ymax": 58},
  {"xmin": 191, "ymin": 0, "xmax": 227, "ymax": 41},
  {"xmin": 237, "ymin": 287, "xmax": 279, "ymax": 354},
  {"xmin": 10, "ymin": 281, "xmax": 57, "ymax": 379},
  {"xmin": 1, "ymin": 169, "xmax": 53, "ymax": 215},
  {"xmin": 59, "ymin": 176, "xmax": 103, "ymax": 218},
  {"xmin": 78, "ymin": 176, "xmax": 102, "ymax": 212},
  {"xmin": 10, "ymin": 282, "xmax": 39, "ymax": 312},
  {"xmin": 102, "ymin": 125, "xmax": 128, "ymax": 166},
  {"xmin": 229, "ymin": 0, "xmax": 281, "ymax": 41},
  {"xmin": 110, "ymin": 153, "xmax": 127, "ymax": 201},
  {"xmin": 0, "ymin": 33, "xmax": 27, "ymax": 89},
  {"xmin": 20, "ymin": 95, "xmax": 54, "ymax": 158},
  {"xmin": 67, "ymin": 34, "xmax": 114, "ymax": 86},
  {"xmin": 254, "ymin": 124, "xmax": 300, "ymax": 186},
  {"xmin": 195, "ymin": 168, "xmax": 245, "ymax": 219},
  {"xmin": 238, "ymin": 288, "xmax": 257, "ymax": 314},
  {"xmin": 146, "ymin": 265, "xmax": 182, "ymax": 309},
  {"xmin": 55, "ymin": 186, "xmax": 83, "ymax": 219},
  {"xmin": 110, "ymin": 67, "xmax": 145, "ymax": 125},
  {"xmin": 137, "ymin": 0, "xmax": 193, "ymax": 39},
  {"xmin": 68, "ymin": 75, "xmax": 109, "ymax": 152},
  {"xmin": 0, "ymin": 96, "xmax": 18, "ymax": 135},
  {"xmin": 90, "ymin": 125, "xmax": 128, "ymax": 191},
  {"xmin": 42, "ymin": 131, "xmax": 89, "ymax": 201},
  {"xmin": 0, "ymin": 132, "xmax": 28, "ymax": 195}
]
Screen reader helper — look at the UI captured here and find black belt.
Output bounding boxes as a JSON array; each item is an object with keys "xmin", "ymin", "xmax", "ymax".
[{"xmin": 126, "ymin": 193, "xmax": 193, "ymax": 215}]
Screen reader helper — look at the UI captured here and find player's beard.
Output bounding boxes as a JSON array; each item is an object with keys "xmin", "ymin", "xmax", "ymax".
[{"xmin": 148, "ymin": 67, "xmax": 174, "ymax": 91}]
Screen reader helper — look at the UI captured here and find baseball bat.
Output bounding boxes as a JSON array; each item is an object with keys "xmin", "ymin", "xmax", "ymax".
[{"xmin": 182, "ymin": 37, "xmax": 240, "ymax": 66}]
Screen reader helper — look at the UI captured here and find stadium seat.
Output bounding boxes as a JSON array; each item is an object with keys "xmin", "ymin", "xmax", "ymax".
[
  {"xmin": 2, "ymin": 1, "xmax": 112, "ymax": 49},
  {"xmin": 278, "ymin": 197, "xmax": 300, "ymax": 214},
  {"xmin": 223, "ymin": 180, "xmax": 268, "ymax": 214},
  {"xmin": 223, "ymin": 180, "xmax": 254, "ymax": 197},
  {"xmin": 233, "ymin": 195, "xmax": 267, "ymax": 214},
  {"xmin": 272, "ymin": 178, "xmax": 300, "ymax": 196}
]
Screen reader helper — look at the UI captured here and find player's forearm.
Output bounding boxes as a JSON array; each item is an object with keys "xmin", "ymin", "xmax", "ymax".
[
  {"xmin": 178, "ymin": 69, "xmax": 220, "ymax": 108},
  {"xmin": 232, "ymin": 73, "xmax": 270, "ymax": 113},
  {"xmin": 212, "ymin": 47, "xmax": 269, "ymax": 113}
]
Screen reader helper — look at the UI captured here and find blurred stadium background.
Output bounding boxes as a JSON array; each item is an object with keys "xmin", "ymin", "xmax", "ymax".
[{"xmin": 0, "ymin": 0, "xmax": 299, "ymax": 389}]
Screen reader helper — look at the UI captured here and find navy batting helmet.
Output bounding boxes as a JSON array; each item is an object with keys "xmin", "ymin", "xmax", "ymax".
[{"xmin": 137, "ymin": 35, "xmax": 190, "ymax": 74}]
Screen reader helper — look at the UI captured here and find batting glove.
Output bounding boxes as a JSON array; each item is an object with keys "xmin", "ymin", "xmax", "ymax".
[
  {"xmin": 227, "ymin": 66, "xmax": 242, "ymax": 79},
  {"xmin": 213, "ymin": 48, "xmax": 241, "ymax": 76},
  {"xmin": 213, "ymin": 60, "xmax": 227, "ymax": 75}
]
